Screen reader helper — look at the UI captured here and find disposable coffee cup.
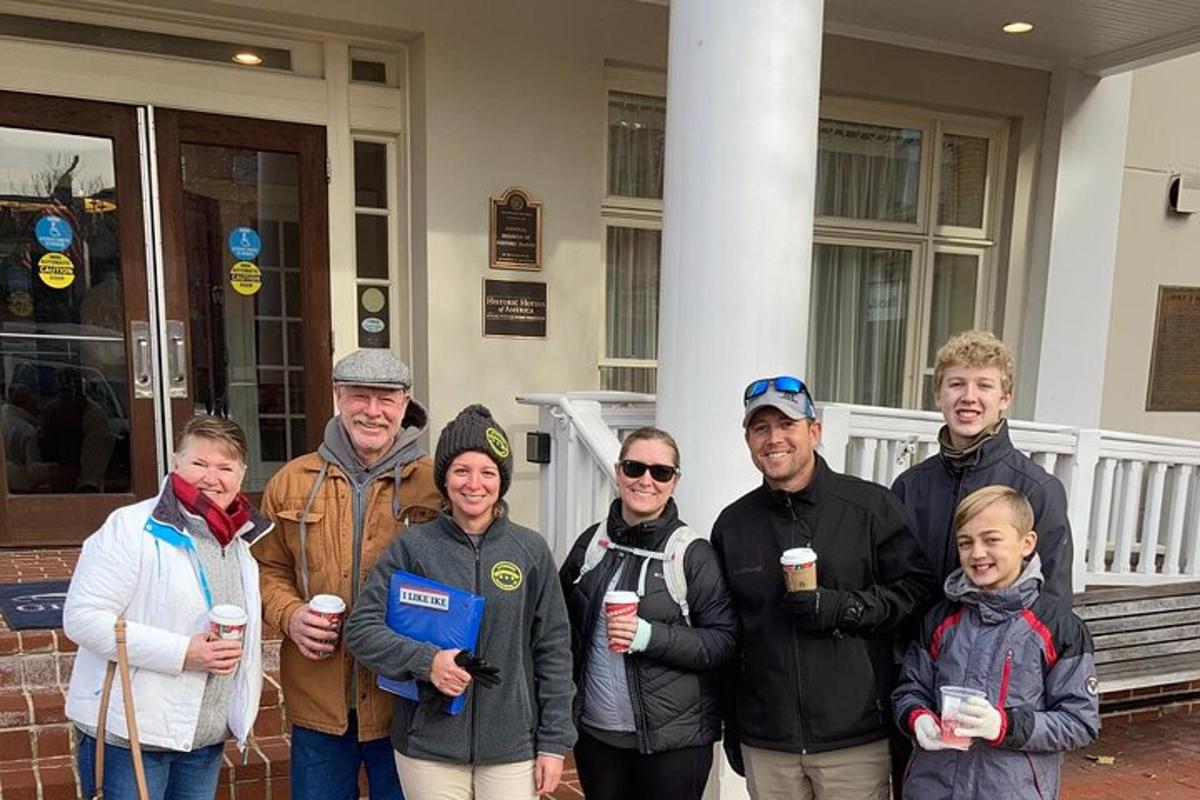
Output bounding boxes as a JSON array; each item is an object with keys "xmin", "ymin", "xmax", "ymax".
[
  {"xmin": 310, "ymin": 594, "xmax": 346, "ymax": 659},
  {"xmin": 604, "ymin": 590, "xmax": 640, "ymax": 653},
  {"xmin": 939, "ymin": 685, "xmax": 986, "ymax": 750},
  {"xmin": 780, "ymin": 547, "xmax": 818, "ymax": 591},
  {"xmin": 208, "ymin": 604, "xmax": 248, "ymax": 641}
]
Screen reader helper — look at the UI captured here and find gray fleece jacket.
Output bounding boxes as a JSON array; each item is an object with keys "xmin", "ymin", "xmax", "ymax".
[{"xmin": 344, "ymin": 512, "xmax": 576, "ymax": 764}]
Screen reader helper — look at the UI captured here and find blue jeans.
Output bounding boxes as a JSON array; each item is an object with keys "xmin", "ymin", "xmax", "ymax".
[
  {"xmin": 290, "ymin": 713, "xmax": 403, "ymax": 800},
  {"xmin": 77, "ymin": 733, "xmax": 224, "ymax": 800}
]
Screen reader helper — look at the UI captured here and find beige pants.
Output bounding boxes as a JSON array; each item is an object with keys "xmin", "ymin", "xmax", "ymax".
[
  {"xmin": 742, "ymin": 739, "xmax": 890, "ymax": 800},
  {"xmin": 394, "ymin": 752, "xmax": 537, "ymax": 800}
]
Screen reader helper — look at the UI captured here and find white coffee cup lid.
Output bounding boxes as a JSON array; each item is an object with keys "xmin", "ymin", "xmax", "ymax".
[
  {"xmin": 209, "ymin": 604, "xmax": 247, "ymax": 625},
  {"xmin": 310, "ymin": 594, "xmax": 347, "ymax": 614},
  {"xmin": 604, "ymin": 590, "xmax": 639, "ymax": 604},
  {"xmin": 780, "ymin": 547, "xmax": 817, "ymax": 566}
]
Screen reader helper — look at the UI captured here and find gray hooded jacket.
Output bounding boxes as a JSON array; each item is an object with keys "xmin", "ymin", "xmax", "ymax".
[
  {"xmin": 893, "ymin": 555, "xmax": 1100, "ymax": 799},
  {"xmin": 344, "ymin": 512, "xmax": 576, "ymax": 764}
]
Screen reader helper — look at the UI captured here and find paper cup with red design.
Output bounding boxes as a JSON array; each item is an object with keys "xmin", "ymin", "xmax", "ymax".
[
  {"xmin": 310, "ymin": 594, "xmax": 346, "ymax": 658},
  {"xmin": 208, "ymin": 604, "xmax": 248, "ymax": 642},
  {"xmin": 604, "ymin": 590, "xmax": 639, "ymax": 653},
  {"xmin": 780, "ymin": 547, "xmax": 818, "ymax": 591}
]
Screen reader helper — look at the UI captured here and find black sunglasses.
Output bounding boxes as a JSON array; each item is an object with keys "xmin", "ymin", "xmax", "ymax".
[{"xmin": 619, "ymin": 459, "xmax": 680, "ymax": 482}]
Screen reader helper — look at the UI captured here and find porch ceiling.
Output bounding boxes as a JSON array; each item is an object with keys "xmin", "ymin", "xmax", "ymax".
[{"xmin": 824, "ymin": 0, "xmax": 1200, "ymax": 74}]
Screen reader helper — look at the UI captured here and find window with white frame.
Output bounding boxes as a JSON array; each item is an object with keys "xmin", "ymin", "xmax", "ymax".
[
  {"xmin": 600, "ymin": 87, "xmax": 665, "ymax": 393},
  {"xmin": 352, "ymin": 136, "xmax": 397, "ymax": 349},
  {"xmin": 808, "ymin": 100, "xmax": 1007, "ymax": 409},
  {"xmin": 599, "ymin": 91, "xmax": 1008, "ymax": 408}
]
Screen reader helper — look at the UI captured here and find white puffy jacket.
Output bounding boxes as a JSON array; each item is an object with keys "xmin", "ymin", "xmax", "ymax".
[{"xmin": 64, "ymin": 480, "xmax": 272, "ymax": 751}]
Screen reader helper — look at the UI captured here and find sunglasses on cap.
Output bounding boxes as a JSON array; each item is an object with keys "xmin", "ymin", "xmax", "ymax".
[
  {"xmin": 619, "ymin": 459, "xmax": 680, "ymax": 482},
  {"xmin": 744, "ymin": 375, "xmax": 815, "ymax": 405}
]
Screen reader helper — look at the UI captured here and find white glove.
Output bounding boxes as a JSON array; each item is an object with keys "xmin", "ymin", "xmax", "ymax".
[
  {"xmin": 954, "ymin": 696, "xmax": 1003, "ymax": 741},
  {"xmin": 914, "ymin": 713, "xmax": 951, "ymax": 751}
]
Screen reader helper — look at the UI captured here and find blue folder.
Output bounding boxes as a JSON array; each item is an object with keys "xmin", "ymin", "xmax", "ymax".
[{"xmin": 377, "ymin": 570, "xmax": 486, "ymax": 715}]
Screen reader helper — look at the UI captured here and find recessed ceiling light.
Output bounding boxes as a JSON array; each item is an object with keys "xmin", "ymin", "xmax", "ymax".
[
  {"xmin": 232, "ymin": 51, "xmax": 263, "ymax": 65},
  {"xmin": 1002, "ymin": 21, "xmax": 1034, "ymax": 35}
]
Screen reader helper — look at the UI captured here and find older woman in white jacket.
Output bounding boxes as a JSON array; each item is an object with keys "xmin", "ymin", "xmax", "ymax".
[{"xmin": 64, "ymin": 415, "xmax": 273, "ymax": 800}]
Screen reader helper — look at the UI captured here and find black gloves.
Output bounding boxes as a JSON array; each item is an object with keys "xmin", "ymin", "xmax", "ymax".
[
  {"xmin": 723, "ymin": 733, "xmax": 745, "ymax": 777},
  {"xmin": 454, "ymin": 650, "xmax": 501, "ymax": 688},
  {"xmin": 780, "ymin": 588, "xmax": 864, "ymax": 634}
]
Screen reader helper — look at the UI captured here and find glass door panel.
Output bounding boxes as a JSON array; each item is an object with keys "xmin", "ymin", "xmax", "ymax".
[
  {"xmin": 155, "ymin": 110, "xmax": 331, "ymax": 494},
  {"xmin": 0, "ymin": 92, "xmax": 156, "ymax": 545}
]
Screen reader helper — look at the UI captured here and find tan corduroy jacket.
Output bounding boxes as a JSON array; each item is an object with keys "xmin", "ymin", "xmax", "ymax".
[{"xmin": 254, "ymin": 451, "xmax": 440, "ymax": 740}]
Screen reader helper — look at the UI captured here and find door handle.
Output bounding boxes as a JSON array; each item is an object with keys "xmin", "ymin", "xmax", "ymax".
[
  {"xmin": 166, "ymin": 319, "xmax": 188, "ymax": 399},
  {"xmin": 131, "ymin": 321, "xmax": 153, "ymax": 399}
]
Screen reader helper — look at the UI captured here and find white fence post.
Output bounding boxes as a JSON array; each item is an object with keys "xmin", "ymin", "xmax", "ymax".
[
  {"xmin": 1069, "ymin": 429, "xmax": 1101, "ymax": 592},
  {"xmin": 820, "ymin": 404, "xmax": 851, "ymax": 474}
]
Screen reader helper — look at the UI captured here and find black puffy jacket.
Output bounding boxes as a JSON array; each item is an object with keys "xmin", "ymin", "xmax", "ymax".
[
  {"xmin": 712, "ymin": 456, "xmax": 937, "ymax": 755},
  {"xmin": 891, "ymin": 420, "xmax": 1074, "ymax": 607},
  {"xmin": 558, "ymin": 499, "xmax": 737, "ymax": 754}
]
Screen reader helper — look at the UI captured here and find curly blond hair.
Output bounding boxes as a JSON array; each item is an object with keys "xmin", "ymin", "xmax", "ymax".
[{"xmin": 932, "ymin": 330, "xmax": 1014, "ymax": 396}]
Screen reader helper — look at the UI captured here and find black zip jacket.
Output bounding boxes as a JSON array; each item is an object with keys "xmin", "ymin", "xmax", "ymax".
[
  {"xmin": 891, "ymin": 420, "xmax": 1074, "ymax": 607},
  {"xmin": 558, "ymin": 499, "xmax": 737, "ymax": 754},
  {"xmin": 712, "ymin": 455, "xmax": 937, "ymax": 755}
]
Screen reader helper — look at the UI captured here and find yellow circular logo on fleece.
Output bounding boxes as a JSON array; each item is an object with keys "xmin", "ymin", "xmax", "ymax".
[{"xmin": 491, "ymin": 561, "xmax": 523, "ymax": 591}]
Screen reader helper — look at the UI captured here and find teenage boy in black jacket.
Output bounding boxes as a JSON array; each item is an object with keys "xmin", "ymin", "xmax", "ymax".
[{"xmin": 713, "ymin": 376, "xmax": 937, "ymax": 800}]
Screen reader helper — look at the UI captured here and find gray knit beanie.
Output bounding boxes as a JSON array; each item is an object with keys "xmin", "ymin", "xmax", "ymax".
[{"xmin": 434, "ymin": 404, "xmax": 513, "ymax": 499}]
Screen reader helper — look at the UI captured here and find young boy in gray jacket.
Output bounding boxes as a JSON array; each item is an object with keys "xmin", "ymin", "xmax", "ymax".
[{"xmin": 893, "ymin": 486, "xmax": 1099, "ymax": 799}]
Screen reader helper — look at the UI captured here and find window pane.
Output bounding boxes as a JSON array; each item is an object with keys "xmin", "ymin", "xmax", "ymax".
[
  {"xmin": 600, "ymin": 366, "xmax": 657, "ymax": 394},
  {"xmin": 939, "ymin": 134, "xmax": 988, "ymax": 228},
  {"xmin": 354, "ymin": 141, "xmax": 388, "ymax": 208},
  {"xmin": 926, "ymin": 252, "xmax": 979, "ymax": 363},
  {"xmin": 355, "ymin": 213, "xmax": 388, "ymax": 279},
  {"xmin": 605, "ymin": 227, "xmax": 661, "ymax": 360},
  {"xmin": 607, "ymin": 92, "xmax": 665, "ymax": 199},
  {"xmin": 816, "ymin": 119, "xmax": 922, "ymax": 223},
  {"xmin": 351, "ymin": 60, "xmax": 387, "ymax": 84},
  {"xmin": 807, "ymin": 243, "xmax": 911, "ymax": 407}
]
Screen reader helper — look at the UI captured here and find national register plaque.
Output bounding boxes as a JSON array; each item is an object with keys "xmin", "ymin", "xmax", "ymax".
[
  {"xmin": 489, "ymin": 187, "xmax": 542, "ymax": 270},
  {"xmin": 483, "ymin": 279, "xmax": 547, "ymax": 338},
  {"xmin": 1146, "ymin": 285, "xmax": 1200, "ymax": 411}
]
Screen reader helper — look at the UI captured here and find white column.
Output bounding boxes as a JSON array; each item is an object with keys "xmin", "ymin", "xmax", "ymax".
[
  {"xmin": 656, "ymin": 0, "xmax": 825, "ymax": 541},
  {"xmin": 1029, "ymin": 68, "xmax": 1132, "ymax": 427}
]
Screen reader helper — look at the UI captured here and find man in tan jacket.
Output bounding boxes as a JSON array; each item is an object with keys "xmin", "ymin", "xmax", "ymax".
[{"xmin": 254, "ymin": 349, "xmax": 440, "ymax": 800}]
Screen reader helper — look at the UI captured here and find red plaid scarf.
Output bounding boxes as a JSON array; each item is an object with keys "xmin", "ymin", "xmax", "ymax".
[{"xmin": 170, "ymin": 472, "xmax": 253, "ymax": 548}]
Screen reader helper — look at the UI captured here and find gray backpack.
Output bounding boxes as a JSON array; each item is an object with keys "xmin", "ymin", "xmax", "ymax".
[{"xmin": 573, "ymin": 523, "xmax": 700, "ymax": 625}]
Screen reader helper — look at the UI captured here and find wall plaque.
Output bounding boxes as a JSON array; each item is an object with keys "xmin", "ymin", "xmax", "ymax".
[
  {"xmin": 483, "ymin": 279, "xmax": 546, "ymax": 338},
  {"xmin": 1147, "ymin": 285, "xmax": 1200, "ymax": 411},
  {"xmin": 489, "ymin": 187, "xmax": 541, "ymax": 270}
]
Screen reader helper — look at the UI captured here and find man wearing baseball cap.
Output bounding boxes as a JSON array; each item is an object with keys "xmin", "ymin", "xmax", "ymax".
[
  {"xmin": 711, "ymin": 376, "xmax": 936, "ymax": 800},
  {"xmin": 254, "ymin": 349, "xmax": 441, "ymax": 800}
]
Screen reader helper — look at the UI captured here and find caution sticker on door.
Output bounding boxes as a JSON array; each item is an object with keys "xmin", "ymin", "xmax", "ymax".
[
  {"xmin": 38, "ymin": 252, "xmax": 75, "ymax": 289},
  {"xmin": 229, "ymin": 261, "xmax": 262, "ymax": 296}
]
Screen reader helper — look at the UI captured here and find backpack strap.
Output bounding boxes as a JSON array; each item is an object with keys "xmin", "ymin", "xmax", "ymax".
[
  {"xmin": 662, "ymin": 526, "xmax": 700, "ymax": 626},
  {"xmin": 573, "ymin": 522, "xmax": 608, "ymax": 584}
]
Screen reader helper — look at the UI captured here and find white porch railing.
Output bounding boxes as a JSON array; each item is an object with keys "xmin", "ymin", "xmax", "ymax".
[{"xmin": 517, "ymin": 392, "xmax": 1200, "ymax": 592}]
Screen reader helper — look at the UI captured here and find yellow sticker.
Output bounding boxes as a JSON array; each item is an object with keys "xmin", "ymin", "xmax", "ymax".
[
  {"xmin": 229, "ymin": 261, "xmax": 262, "ymax": 296},
  {"xmin": 491, "ymin": 561, "xmax": 523, "ymax": 591},
  {"xmin": 485, "ymin": 427, "xmax": 510, "ymax": 460},
  {"xmin": 38, "ymin": 252, "xmax": 75, "ymax": 289}
]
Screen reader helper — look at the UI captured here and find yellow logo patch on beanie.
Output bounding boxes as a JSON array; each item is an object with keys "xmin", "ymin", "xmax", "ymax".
[
  {"xmin": 485, "ymin": 427, "xmax": 510, "ymax": 460},
  {"xmin": 491, "ymin": 561, "xmax": 523, "ymax": 591}
]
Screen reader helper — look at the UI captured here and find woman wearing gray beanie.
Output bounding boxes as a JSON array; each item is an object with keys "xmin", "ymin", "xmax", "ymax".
[{"xmin": 346, "ymin": 404, "xmax": 575, "ymax": 800}]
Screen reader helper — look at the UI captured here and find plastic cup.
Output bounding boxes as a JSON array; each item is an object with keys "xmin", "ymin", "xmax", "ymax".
[
  {"xmin": 780, "ymin": 547, "xmax": 818, "ymax": 591},
  {"xmin": 310, "ymin": 594, "xmax": 346, "ymax": 658},
  {"xmin": 604, "ymin": 590, "xmax": 639, "ymax": 653},
  {"xmin": 208, "ymin": 604, "xmax": 248, "ymax": 641},
  {"xmin": 939, "ymin": 685, "xmax": 986, "ymax": 750}
]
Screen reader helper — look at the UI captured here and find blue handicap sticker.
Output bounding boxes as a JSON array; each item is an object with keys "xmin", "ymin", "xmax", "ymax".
[
  {"xmin": 34, "ymin": 215, "xmax": 73, "ymax": 252},
  {"xmin": 228, "ymin": 227, "xmax": 262, "ymax": 260}
]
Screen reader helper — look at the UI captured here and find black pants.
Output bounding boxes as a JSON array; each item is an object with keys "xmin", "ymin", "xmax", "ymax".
[{"xmin": 573, "ymin": 729, "xmax": 713, "ymax": 800}]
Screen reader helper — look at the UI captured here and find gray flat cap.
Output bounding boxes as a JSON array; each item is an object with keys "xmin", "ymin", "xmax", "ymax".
[{"xmin": 332, "ymin": 349, "xmax": 412, "ymax": 389}]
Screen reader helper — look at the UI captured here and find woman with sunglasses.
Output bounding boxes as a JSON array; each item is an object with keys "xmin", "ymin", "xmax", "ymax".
[{"xmin": 558, "ymin": 427, "xmax": 737, "ymax": 800}]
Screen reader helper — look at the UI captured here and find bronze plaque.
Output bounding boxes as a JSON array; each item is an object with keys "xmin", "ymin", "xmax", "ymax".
[
  {"xmin": 489, "ymin": 187, "xmax": 541, "ymax": 270},
  {"xmin": 483, "ymin": 278, "xmax": 546, "ymax": 338},
  {"xmin": 1147, "ymin": 285, "xmax": 1200, "ymax": 411}
]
